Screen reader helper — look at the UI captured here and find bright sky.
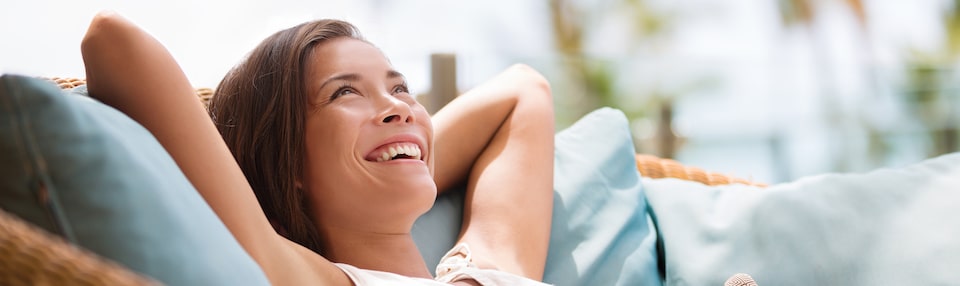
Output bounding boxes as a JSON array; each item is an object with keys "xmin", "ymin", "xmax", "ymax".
[{"xmin": 0, "ymin": 0, "xmax": 552, "ymax": 93}]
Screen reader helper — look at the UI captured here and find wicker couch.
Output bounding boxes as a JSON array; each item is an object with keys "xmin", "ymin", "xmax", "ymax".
[{"xmin": 0, "ymin": 77, "xmax": 763, "ymax": 285}]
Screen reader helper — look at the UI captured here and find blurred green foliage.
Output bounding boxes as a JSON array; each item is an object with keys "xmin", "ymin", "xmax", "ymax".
[
  {"xmin": 548, "ymin": 0, "xmax": 678, "ymax": 156},
  {"xmin": 902, "ymin": 0, "xmax": 960, "ymax": 157},
  {"xmin": 547, "ymin": 0, "xmax": 960, "ymax": 170}
]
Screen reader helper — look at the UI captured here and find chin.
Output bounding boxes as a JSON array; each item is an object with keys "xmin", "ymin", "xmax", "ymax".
[
  {"xmin": 404, "ymin": 179, "xmax": 438, "ymax": 208},
  {"xmin": 375, "ymin": 178, "xmax": 437, "ymax": 217}
]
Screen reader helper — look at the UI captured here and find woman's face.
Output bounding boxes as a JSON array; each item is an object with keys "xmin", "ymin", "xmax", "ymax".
[{"xmin": 301, "ymin": 38, "xmax": 436, "ymax": 233}]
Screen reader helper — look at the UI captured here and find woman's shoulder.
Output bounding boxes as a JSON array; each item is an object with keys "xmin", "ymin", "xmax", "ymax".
[
  {"xmin": 434, "ymin": 244, "xmax": 553, "ymax": 286},
  {"xmin": 335, "ymin": 263, "xmax": 449, "ymax": 285},
  {"xmin": 334, "ymin": 255, "xmax": 553, "ymax": 286}
]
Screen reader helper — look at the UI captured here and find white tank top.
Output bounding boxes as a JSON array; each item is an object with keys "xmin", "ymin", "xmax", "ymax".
[{"xmin": 334, "ymin": 244, "xmax": 551, "ymax": 285}]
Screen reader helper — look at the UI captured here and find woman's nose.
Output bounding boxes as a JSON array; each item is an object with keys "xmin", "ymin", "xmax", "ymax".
[
  {"xmin": 382, "ymin": 114, "xmax": 410, "ymax": 123},
  {"xmin": 377, "ymin": 95, "xmax": 414, "ymax": 124}
]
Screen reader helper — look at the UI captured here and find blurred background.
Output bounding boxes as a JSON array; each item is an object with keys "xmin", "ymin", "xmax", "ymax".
[{"xmin": 2, "ymin": 0, "xmax": 958, "ymax": 184}]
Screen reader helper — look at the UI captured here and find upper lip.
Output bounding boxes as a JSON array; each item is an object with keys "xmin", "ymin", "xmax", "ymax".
[{"xmin": 365, "ymin": 133, "xmax": 427, "ymax": 162}]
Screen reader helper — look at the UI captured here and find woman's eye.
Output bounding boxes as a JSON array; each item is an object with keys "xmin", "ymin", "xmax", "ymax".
[
  {"xmin": 331, "ymin": 87, "xmax": 355, "ymax": 100},
  {"xmin": 392, "ymin": 84, "xmax": 409, "ymax": 95}
]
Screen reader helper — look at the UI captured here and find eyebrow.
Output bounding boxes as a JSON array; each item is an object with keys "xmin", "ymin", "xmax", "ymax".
[
  {"xmin": 387, "ymin": 70, "xmax": 405, "ymax": 80},
  {"xmin": 317, "ymin": 73, "xmax": 360, "ymax": 92},
  {"xmin": 318, "ymin": 70, "xmax": 406, "ymax": 92}
]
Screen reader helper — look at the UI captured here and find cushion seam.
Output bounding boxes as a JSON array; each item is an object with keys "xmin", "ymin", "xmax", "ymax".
[{"xmin": 1, "ymin": 76, "xmax": 77, "ymax": 242}]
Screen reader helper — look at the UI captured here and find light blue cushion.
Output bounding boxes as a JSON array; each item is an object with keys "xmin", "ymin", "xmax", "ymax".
[
  {"xmin": 0, "ymin": 75, "xmax": 269, "ymax": 285},
  {"xmin": 644, "ymin": 153, "xmax": 960, "ymax": 285},
  {"xmin": 414, "ymin": 108, "xmax": 662, "ymax": 286}
]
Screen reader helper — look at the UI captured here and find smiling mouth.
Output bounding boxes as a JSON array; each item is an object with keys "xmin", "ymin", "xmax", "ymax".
[{"xmin": 366, "ymin": 142, "xmax": 423, "ymax": 162}]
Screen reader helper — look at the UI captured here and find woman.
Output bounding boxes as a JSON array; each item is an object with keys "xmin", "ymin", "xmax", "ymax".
[{"xmin": 81, "ymin": 11, "xmax": 555, "ymax": 285}]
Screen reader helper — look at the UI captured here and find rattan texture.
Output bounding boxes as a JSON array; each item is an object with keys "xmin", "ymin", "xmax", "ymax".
[
  {"xmin": 636, "ymin": 154, "xmax": 766, "ymax": 187},
  {"xmin": 0, "ymin": 209, "xmax": 159, "ymax": 285},
  {"xmin": 49, "ymin": 77, "xmax": 216, "ymax": 107}
]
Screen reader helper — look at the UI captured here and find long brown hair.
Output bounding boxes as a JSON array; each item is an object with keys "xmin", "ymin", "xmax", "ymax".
[{"xmin": 208, "ymin": 20, "xmax": 363, "ymax": 254}]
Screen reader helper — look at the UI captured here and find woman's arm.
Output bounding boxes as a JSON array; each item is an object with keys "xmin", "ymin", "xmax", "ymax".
[
  {"xmin": 79, "ymin": 11, "xmax": 348, "ymax": 285},
  {"xmin": 432, "ymin": 64, "xmax": 555, "ymax": 280}
]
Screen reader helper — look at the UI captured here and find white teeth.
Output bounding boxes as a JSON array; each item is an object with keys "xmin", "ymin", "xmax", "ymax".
[{"xmin": 374, "ymin": 143, "xmax": 423, "ymax": 162}]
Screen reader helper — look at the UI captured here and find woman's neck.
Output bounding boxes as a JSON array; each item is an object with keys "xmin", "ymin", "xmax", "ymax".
[{"xmin": 318, "ymin": 225, "xmax": 433, "ymax": 279}]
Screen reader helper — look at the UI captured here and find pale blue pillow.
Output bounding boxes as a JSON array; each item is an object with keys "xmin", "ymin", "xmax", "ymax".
[
  {"xmin": 644, "ymin": 153, "xmax": 960, "ymax": 285},
  {"xmin": 0, "ymin": 75, "xmax": 269, "ymax": 285},
  {"xmin": 414, "ymin": 108, "xmax": 662, "ymax": 285}
]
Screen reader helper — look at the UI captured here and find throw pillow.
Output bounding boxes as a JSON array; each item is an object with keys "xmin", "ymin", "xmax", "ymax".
[
  {"xmin": 413, "ymin": 107, "xmax": 662, "ymax": 286},
  {"xmin": 644, "ymin": 153, "xmax": 960, "ymax": 285},
  {"xmin": 0, "ymin": 75, "xmax": 270, "ymax": 285}
]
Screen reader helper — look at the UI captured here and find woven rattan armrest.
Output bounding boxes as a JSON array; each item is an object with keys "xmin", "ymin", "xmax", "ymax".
[
  {"xmin": 635, "ymin": 154, "xmax": 766, "ymax": 187},
  {"xmin": 0, "ymin": 209, "xmax": 159, "ymax": 285}
]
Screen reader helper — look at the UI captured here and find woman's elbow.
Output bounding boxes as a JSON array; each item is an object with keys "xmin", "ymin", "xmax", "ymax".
[
  {"xmin": 81, "ymin": 11, "xmax": 131, "ymax": 53},
  {"xmin": 506, "ymin": 64, "xmax": 555, "ymax": 129},
  {"xmin": 507, "ymin": 64, "xmax": 553, "ymax": 102}
]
